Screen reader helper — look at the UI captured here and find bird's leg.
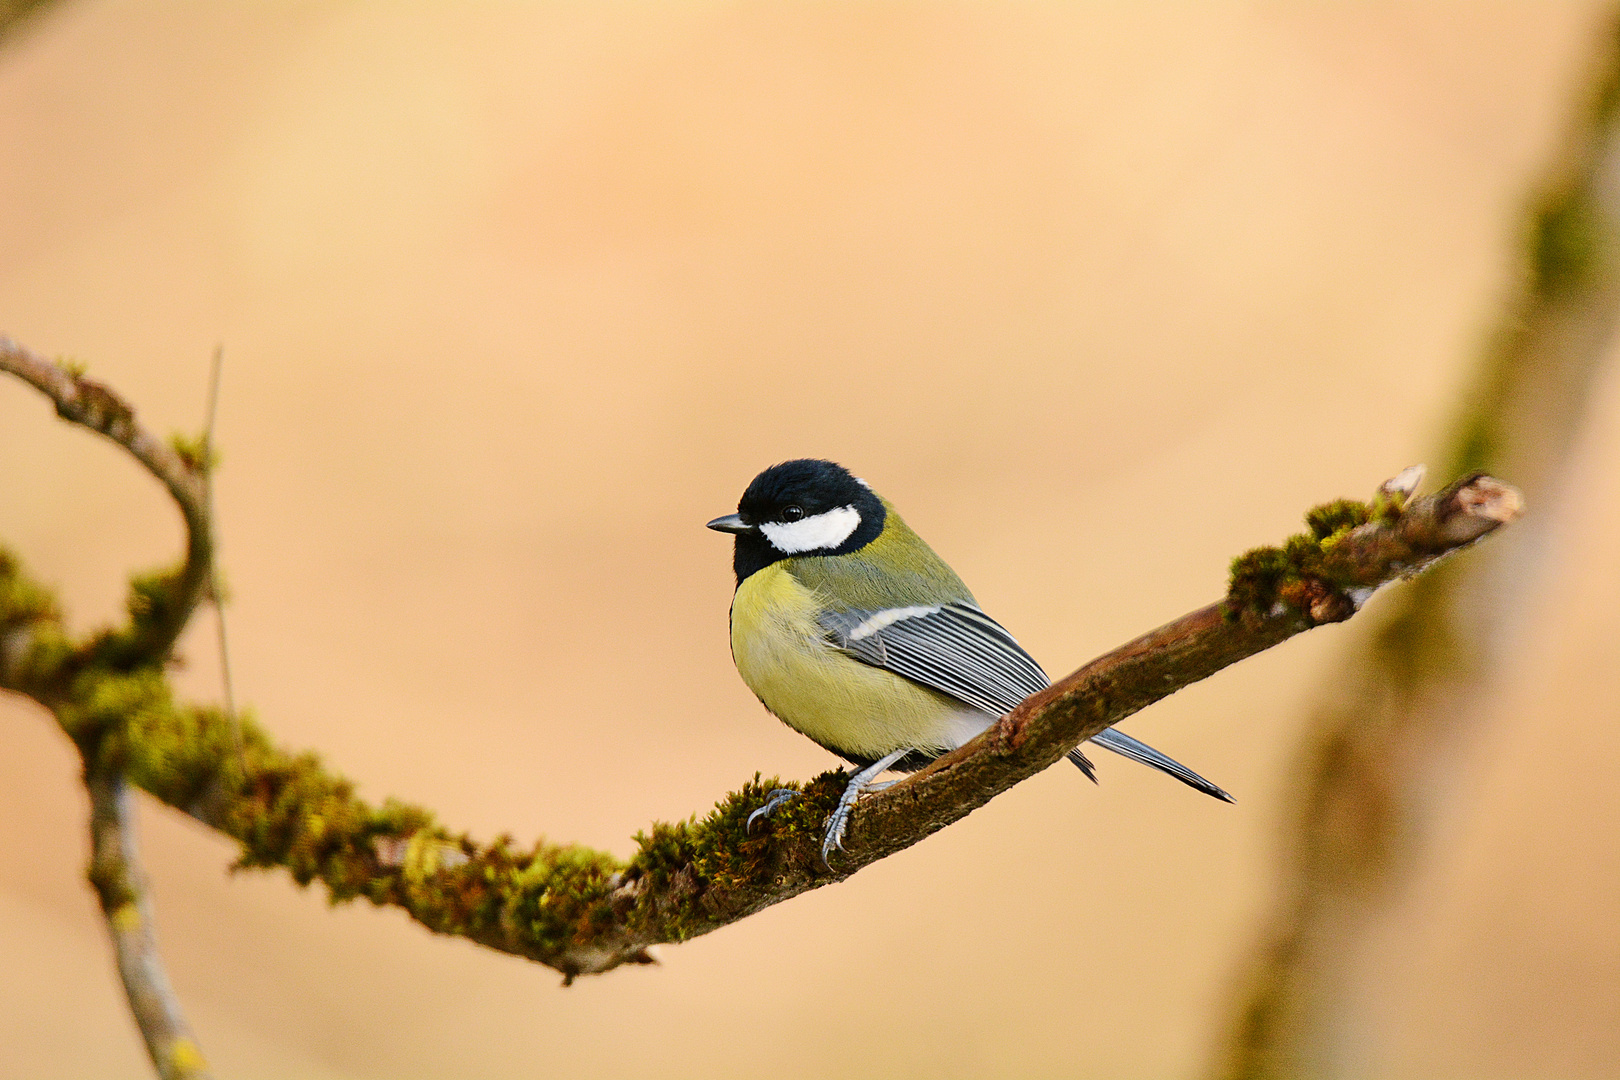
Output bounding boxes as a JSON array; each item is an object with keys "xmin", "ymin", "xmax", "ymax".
[
  {"xmin": 821, "ymin": 748, "xmax": 913, "ymax": 869},
  {"xmin": 746, "ymin": 789, "xmax": 799, "ymax": 833}
]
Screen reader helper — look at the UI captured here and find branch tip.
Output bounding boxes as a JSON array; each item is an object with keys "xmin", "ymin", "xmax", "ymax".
[{"xmin": 1454, "ymin": 474, "xmax": 1525, "ymax": 525}]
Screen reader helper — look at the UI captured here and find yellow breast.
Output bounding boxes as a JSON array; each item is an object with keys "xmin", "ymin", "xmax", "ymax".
[{"xmin": 729, "ymin": 562, "xmax": 989, "ymax": 763}]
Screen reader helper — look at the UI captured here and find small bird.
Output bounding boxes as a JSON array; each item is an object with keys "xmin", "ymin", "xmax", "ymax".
[{"xmin": 708, "ymin": 458, "xmax": 1232, "ymax": 866}]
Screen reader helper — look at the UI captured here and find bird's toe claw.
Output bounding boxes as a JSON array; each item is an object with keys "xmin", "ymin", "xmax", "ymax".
[
  {"xmin": 746, "ymin": 788, "xmax": 798, "ymax": 833},
  {"xmin": 819, "ymin": 806, "xmax": 853, "ymax": 869}
]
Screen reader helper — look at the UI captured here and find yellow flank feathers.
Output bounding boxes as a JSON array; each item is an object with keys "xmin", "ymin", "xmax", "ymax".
[{"xmin": 729, "ymin": 561, "xmax": 989, "ymax": 763}]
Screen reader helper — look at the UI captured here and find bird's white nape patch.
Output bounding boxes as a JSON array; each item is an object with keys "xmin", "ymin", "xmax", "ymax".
[
  {"xmin": 759, "ymin": 505, "xmax": 861, "ymax": 554},
  {"xmin": 847, "ymin": 605, "xmax": 942, "ymax": 641}
]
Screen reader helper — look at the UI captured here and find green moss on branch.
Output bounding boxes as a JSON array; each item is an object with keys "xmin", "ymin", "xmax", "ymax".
[{"xmin": 1227, "ymin": 488, "xmax": 1404, "ymax": 626}]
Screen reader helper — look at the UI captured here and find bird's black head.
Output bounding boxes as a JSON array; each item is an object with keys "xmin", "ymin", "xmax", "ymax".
[{"xmin": 707, "ymin": 459, "xmax": 886, "ymax": 582}]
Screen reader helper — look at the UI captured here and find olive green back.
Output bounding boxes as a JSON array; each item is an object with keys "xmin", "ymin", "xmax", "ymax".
[{"xmin": 783, "ymin": 498, "xmax": 974, "ymax": 611}]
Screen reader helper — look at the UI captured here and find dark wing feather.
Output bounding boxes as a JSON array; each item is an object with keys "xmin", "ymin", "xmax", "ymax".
[{"xmin": 819, "ymin": 602, "xmax": 1047, "ymax": 718}]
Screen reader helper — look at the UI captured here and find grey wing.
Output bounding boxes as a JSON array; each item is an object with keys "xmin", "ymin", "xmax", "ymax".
[
  {"xmin": 820, "ymin": 602, "xmax": 1232, "ymax": 802},
  {"xmin": 818, "ymin": 601, "xmax": 1047, "ymax": 717}
]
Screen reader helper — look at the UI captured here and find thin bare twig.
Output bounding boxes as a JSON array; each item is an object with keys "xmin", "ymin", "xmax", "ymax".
[
  {"xmin": 0, "ymin": 346, "xmax": 1525, "ymax": 979},
  {"xmin": 86, "ymin": 770, "xmax": 215, "ymax": 1080},
  {"xmin": 202, "ymin": 345, "xmax": 239, "ymax": 752}
]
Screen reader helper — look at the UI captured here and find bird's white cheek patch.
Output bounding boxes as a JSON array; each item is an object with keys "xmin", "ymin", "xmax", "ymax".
[{"xmin": 760, "ymin": 505, "xmax": 861, "ymax": 554}]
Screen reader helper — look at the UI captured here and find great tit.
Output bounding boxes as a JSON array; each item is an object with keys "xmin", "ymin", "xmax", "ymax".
[{"xmin": 709, "ymin": 458, "xmax": 1231, "ymax": 866}]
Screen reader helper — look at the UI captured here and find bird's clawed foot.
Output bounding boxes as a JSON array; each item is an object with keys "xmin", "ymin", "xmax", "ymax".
[
  {"xmin": 820, "ymin": 797, "xmax": 858, "ymax": 869},
  {"xmin": 749, "ymin": 750, "xmax": 916, "ymax": 869},
  {"xmin": 746, "ymin": 782, "xmax": 860, "ymax": 869},
  {"xmin": 819, "ymin": 747, "xmax": 914, "ymax": 870},
  {"xmin": 746, "ymin": 788, "xmax": 798, "ymax": 833}
]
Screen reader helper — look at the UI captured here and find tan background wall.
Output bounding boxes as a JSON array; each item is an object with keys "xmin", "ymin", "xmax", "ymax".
[{"xmin": 1, "ymin": 3, "xmax": 1616, "ymax": 1078}]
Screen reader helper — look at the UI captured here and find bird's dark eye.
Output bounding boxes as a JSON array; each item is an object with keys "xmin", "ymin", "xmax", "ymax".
[{"xmin": 782, "ymin": 505, "xmax": 805, "ymax": 522}]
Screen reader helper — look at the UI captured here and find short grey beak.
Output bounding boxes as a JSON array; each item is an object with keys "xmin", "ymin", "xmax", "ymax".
[{"xmin": 706, "ymin": 513, "xmax": 753, "ymax": 534}]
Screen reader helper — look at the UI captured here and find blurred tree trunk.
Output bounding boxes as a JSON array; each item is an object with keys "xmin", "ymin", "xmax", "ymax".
[
  {"xmin": 1214, "ymin": 13, "xmax": 1620, "ymax": 1080},
  {"xmin": 0, "ymin": 0, "xmax": 59, "ymax": 44}
]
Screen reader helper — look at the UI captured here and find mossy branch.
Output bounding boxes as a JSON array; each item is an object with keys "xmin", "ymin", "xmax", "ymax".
[
  {"xmin": 0, "ymin": 344, "xmax": 1524, "ymax": 982},
  {"xmin": 0, "ymin": 338, "xmax": 213, "ymax": 669}
]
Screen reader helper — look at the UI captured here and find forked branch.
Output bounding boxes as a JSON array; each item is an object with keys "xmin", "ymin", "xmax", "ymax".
[
  {"xmin": 2, "ymin": 338, "xmax": 221, "ymax": 1075},
  {"xmin": 0, "ymin": 347, "xmax": 1523, "ymax": 984},
  {"xmin": 0, "ymin": 338, "xmax": 212, "ymax": 668}
]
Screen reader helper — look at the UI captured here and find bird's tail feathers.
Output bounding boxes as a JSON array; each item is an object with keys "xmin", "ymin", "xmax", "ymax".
[
  {"xmin": 1066, "ymin": 746, "xmax": 1097, "ymax": 783},
  {"xmin": 1086, "ymin": 727, "xmax": 1235, "ymax": 803}
]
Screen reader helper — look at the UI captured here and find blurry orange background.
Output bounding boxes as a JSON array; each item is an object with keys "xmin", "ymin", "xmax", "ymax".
[{"xmin": 2, "ymin": 4, "xmax": 1618, "ymax": 1078}]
